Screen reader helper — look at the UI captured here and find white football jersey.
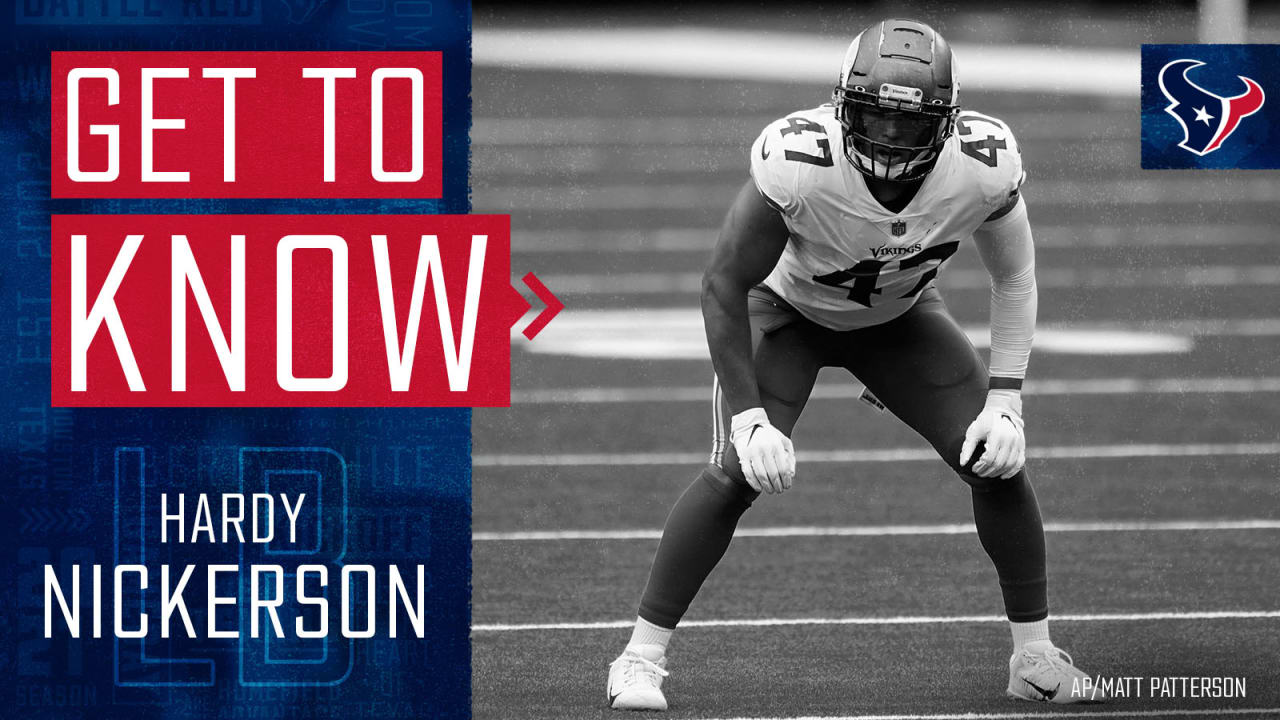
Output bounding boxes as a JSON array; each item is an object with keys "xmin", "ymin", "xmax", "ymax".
[{"xmin": 749, "ymin": 104, "xmax": 1025, "ymax": 330}]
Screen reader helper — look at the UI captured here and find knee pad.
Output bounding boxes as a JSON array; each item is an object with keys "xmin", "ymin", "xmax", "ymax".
[
  {"xmin": 943, "ymin": 436, "xmax": 1003, "ymax": 491},
  {"xmin": 951, "ymin": 438, "xmax": 1029, "ymax": 492},
  {"xmin": 958, "ymin": 469, "xmax": 1005, "ymax": 493},
  {"xmin": 698, "ymin": 463, "xmax": 759, "ymax": 507}
]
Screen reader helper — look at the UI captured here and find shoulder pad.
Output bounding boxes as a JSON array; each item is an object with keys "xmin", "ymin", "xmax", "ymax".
[
  {"xmin": 749, "ymin": 107, "xmax": 841, "ymax": 215},
  {"xmin": 953, "ymin": 111, "xmax": 1026, "ymax": 207}
]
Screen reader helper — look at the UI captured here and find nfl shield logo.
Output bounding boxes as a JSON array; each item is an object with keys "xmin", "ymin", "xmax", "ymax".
[{"xmin": 891, "ymin": 220, "xmax": 907, "ymax": 236}]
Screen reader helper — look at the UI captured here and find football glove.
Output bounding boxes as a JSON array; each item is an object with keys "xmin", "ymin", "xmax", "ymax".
[
  {"xmin": 730, "ymin": 407, "xmax": 795, "ymax": 494},
  {"xmin": 960, "ymin": 390, "xmax": 1026, "ymax": 480}
]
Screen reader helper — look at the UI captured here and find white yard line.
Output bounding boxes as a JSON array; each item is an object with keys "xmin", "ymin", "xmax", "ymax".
[
  {"xmin": 473, "ymin": 113, "xmax": 1130, "ymax": 145},
  {"xmin": 520, "ymin": 266, "xmax": 1280, "ymax": 296},
  {"xmin": 699, "ymin": 709, "xmax": 1280, "ymax": 720},
  {"xmin": 473, "ymin": 443, "xmax": 1280, "ymax": 467},
  {"xmin": 472, "ymin": 609, "xmax": 1280, "ymax": 633},
  {"xmin": 473, "ymin": 519, "xmax": 1280, "ymax": 542},
  {"xmin": 509, "ymin": 226, "xmax": 1279, "ymax": 253},
  {"xmin": 509, "ymin": 311, "xmax": 1280, "ymax": 361},
  {"xmin": 476, "ymin": 178, "xmax": 1280, "ymax": 211},
  {"xmin": 473, "ymin": 29, "xmax": 1138, "ymax": 96},
  {"xmin": 510, "ymin": 377, "xmax": 1280, "ymax": 404}
]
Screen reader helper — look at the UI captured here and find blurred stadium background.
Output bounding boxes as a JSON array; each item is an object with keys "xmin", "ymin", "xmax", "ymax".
[{"xmin": 468, "ymin": 2, "xmax": 1280, "ymax": 718}]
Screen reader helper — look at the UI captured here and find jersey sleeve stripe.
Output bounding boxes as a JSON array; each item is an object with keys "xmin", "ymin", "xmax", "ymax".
[{"xmin": 710, "ymin": 375, "xmax": 729, "ymax": 466}]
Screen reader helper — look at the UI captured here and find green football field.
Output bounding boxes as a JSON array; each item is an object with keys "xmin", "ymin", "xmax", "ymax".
[{"xmin": 467, "ymin": 32, "xmax": 1280, "ymax": 720}]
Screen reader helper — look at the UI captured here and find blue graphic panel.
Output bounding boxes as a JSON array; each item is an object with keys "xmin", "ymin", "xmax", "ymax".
[
  {"xmin": 1142, "ymin": 44, "xmax": 1279, "ymax": 169},
  {"xmin": 0, "ymin": 2, "xmax": 474, "ymax": 718}
]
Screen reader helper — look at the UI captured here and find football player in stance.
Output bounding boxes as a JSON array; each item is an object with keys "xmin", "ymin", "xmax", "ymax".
[{"xmin": 607, "ymin": 19, "xmax": 1107, "ymax": 710}]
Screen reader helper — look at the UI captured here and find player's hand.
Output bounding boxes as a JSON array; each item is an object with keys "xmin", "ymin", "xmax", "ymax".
[
  {"xmin": 730, "ymin": 408, "xmax": 795, "ymax": 494},
  {"xmin": 959, "ymin": 391, "xmax": 1026, "ymax": 479}
]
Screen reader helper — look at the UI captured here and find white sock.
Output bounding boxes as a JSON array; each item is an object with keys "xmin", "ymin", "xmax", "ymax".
[
  {"xmin": 1010, "ymin": 618, "xmax": 1051, "ymax": 651},
  {"xmin": 626, "ymin": 617, "xmax": 673, "ymax": 659}
]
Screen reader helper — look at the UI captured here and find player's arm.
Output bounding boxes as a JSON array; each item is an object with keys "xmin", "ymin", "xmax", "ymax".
[
  {"xmin": 961, "ymin": 192, "xmax": 1038, "ymax": 479},
  {"xmin": 702, "ymin": 179, "xmax": 795, "ymax": 493}
]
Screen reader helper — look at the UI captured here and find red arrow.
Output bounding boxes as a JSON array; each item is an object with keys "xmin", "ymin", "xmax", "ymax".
[{"xmin": 520, "ymin": 272, "xmax": 563, "ymax": 340}]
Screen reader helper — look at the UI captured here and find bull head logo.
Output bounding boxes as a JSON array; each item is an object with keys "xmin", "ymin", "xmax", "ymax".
[{"xmin": 1158, "ymin": 59, "xmax": 1265, "ymax": 156}]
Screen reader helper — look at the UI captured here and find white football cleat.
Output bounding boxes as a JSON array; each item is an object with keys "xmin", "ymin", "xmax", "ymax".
[
  {"xmin": 1007, "ymin": 640, "xmax": 1108, "ymax": 704},
  {"xmin": 607, "ymin": 648, "xmax": 669, "ymax": 711}
]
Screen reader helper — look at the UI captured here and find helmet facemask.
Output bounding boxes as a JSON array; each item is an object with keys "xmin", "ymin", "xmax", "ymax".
[{"xmin": 834, "ymin": 83, "xmax": 957, "ymax": 183}]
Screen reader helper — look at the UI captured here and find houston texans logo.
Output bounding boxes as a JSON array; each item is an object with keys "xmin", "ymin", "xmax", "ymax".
[{"xmin": 1158, "ymin": 59, "xmax": 1265, "ymax": 156}]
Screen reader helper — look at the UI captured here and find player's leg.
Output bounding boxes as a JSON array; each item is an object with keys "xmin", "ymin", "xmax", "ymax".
[
  {"xmin": 838, "ymin": 290, "xmax": 1048, "ymax": 623},
  {"xmin": 610, "ymin": 289, "xmax": 823, "ymax": 710},
  {"xmin": 836, "ymin": 289, "xmax": 1105, "ymax": 703},
  {"xmin": 637, "ymin": 329, "xmax": 818, "ymax": 630}
]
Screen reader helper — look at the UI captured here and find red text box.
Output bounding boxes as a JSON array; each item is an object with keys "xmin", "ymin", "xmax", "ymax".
[
  {"xmin": 51, "ymin": 215, "xmax": 524, "ymax": 407},
  {"xmin": 52, "ymin": 52, "xmax": 443, "ymax": 198}
]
